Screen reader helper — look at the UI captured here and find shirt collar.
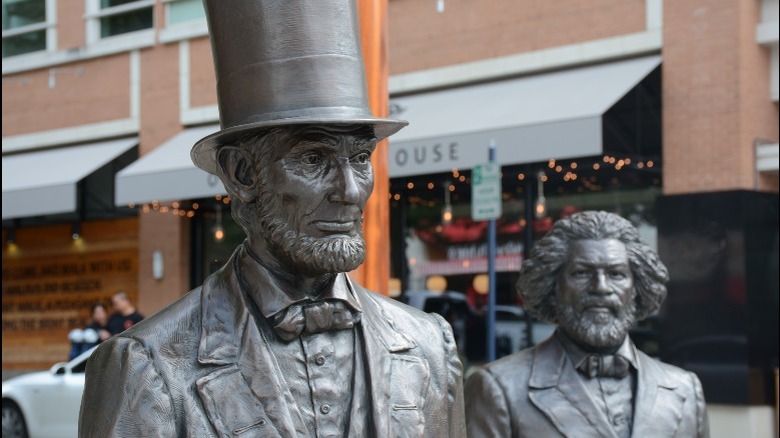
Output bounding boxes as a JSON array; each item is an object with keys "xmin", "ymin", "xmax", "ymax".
[
  {"xmin": 555, "ymin": 329, "xmax": 639, "ymax": 371},
  {"xmin": 238, "ymin": 242, "xmax": 362, "ymax": 319}
]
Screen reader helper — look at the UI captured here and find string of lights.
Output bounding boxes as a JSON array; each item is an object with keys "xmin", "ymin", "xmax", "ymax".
[
  {"xmin": 390, "ymin": 154, "xmax": 661, "ymax": 206},
  {"xmin": 133, "ymin": 195, "xmax": 231, "ymax": 218}
]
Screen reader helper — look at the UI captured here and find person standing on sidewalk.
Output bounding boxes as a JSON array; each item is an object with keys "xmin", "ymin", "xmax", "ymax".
[{"xmin": 105, "ymin": 291, "xmax": 144, "ymax": 335}]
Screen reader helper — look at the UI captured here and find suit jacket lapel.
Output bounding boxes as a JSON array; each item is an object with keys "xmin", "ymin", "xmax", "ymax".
[
  {"xmin": 631, "ymin": 351, "xmax": 685, "ymax": 437},
  {"xmin": 195, "ymin": 249, "xmax": 309, "ymax": 437},
  {"xmin": 353, "ymin": 281, "xmax": 420, "ymax": 438},
  {"xmin": 528, "ymin": 337, "xmax": 619, "ymax": 438}
]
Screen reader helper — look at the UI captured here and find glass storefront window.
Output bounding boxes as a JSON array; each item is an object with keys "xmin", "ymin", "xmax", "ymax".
[
  {"xmin": 389, "ymin": 153, "xmax": 663, "ymax": 307},
  {"xmin": 390, "ymin": 155, "xmax": 663, "ymax": 364},
  {"xmin": 1, "ymin": 0, "xmax": 47, "ymax": 58},
  {"xmin": 194, "ymin": 199, "xmax": 244, "ymax": 284}
]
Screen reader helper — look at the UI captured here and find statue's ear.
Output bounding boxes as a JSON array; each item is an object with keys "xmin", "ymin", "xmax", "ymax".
[{"xmin": 216, "ymin": 146, "xmax": 257, "ymax": 203}]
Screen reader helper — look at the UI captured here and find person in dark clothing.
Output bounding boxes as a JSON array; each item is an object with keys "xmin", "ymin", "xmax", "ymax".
[
  {"xmin": 68, "ymin": 302, "xmax": 111, "ymax": 359},
  {"xmin": 105, "ymin": 291, "xmax": 144, "ymax": 335},
  {"xmin": 85, "ymin": 302, "xmax": 111, "ymax": 343}
]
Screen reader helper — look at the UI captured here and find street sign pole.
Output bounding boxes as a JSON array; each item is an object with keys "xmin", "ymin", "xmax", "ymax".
[
  {"xmin": 486, "ymin": 142, "xmax": 498, "ymax": 362},
  {"xmin": 471, "ymin": 141, "xmax": 501, "ymax": 362}
]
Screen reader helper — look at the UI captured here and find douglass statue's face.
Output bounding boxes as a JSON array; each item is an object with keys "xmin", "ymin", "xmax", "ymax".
[
  {"xmin": 253, "ymin": 126, "xmax": 376, "ymax": 276},
  {"xmin": 555, "ymin": 238, "xmax": 637, "ymax": 351}
]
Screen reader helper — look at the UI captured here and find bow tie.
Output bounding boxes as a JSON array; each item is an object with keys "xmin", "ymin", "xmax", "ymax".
[
  {"xmin": 578, "ymin": 354, "xmax": 631, "ymax": 379},
  {"xmin": 270, "ymin": 299, "xmax": 361, "ymax": 342}
]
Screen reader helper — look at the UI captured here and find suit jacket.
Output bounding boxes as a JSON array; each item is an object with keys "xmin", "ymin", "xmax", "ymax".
[
  {"xmin": 79, "ymin": 249, "xmax": 466, "ymax": 437},
  {"xmin": 465, "ymin": 334, "xmax": 709, "ymax": 438}
]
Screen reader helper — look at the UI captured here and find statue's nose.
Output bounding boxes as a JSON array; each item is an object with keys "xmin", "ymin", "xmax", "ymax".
[
  {"xmin": 592, "ymin": 271, "xmax": 611, "ymax": 295},
  {"xmin": 329, "ymin": 159, "xmax": 360, "ymax": 205}
]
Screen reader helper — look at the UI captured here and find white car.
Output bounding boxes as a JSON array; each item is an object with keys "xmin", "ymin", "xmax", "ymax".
[
  {"xmin": 398, "ymin": 290, "xmax": 557, "ymax": 359},
  {"xmin": 2, "ymin": 346, "xmax": 95, "ymax": 438}
]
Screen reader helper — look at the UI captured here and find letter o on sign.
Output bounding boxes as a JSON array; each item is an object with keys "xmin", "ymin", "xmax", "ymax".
[{"xmin": 395, "ymin": 149, "xmax": 408, "ymax": 166}]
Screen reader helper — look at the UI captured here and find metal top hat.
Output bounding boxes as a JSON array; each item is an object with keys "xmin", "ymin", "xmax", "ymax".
[{"xmin": 191, "ymin": 0, "xmax": 407, "ymax": 174}]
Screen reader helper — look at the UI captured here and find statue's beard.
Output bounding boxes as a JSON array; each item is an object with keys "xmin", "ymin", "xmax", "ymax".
[
  {"xmin": 254, "ymin": 190, "xmax": 366, "ymax": 276},
  {"xmin": 555, "ymin": 295, "xmax": 637, "ymax": 350}
]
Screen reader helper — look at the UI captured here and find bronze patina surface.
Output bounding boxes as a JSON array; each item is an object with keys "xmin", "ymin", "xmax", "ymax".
[
  {"xmin": 465, "ymin": 211, "xmax": 709, "ymax": 438},
  {"xmin": 190, "ymin": 0, "xmax": 405, "ymax": 174},
  {"xmin": 78, "ymin": 1, "xmax": 466, "ymax": 436}
]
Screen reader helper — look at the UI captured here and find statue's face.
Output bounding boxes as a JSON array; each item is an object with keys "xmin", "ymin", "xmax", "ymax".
[
  {"xmin": 254, "ymin": 129, "xmax": 376, "ymax": 275},
  {"xmin": 555, "ymin": 238, "xmax": 636, "ymax": 351}
]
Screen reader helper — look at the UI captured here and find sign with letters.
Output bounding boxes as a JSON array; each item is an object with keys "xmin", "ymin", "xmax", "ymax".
[
  {"xmin": 389, "ymin": 141, "xmax": 464, "ymax": 177},
  {"xmin": 471, "ymin": 162, "xmax": 502, "ymax": 221},
  {"xmin": 2, "ymin": 249, "xmax": 137, "ymax": 368}
]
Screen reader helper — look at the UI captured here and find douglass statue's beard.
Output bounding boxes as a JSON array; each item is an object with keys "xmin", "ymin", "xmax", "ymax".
[
  {"xmin": 254, "ymin": 190, "xmax": 366, "ymax": 276},
  {"xmin": 555, "ymin": 294, "xmax": 637, "ymax": 351}
]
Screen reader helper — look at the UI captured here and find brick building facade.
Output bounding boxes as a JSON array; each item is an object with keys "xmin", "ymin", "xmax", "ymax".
[{"xmin": 3, "ymin": 0, "xmax": 778, "ymax": 432}]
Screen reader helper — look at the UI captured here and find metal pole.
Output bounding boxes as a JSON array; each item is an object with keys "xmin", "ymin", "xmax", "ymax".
[
  {"xmin": 398, "ymin": 183, "xmax": 409, "ymax": 294},
  {"xmin": 522, "ymin": 164, "xmax": 535, "ymax": 349},
  {"xmin": 487, "ymin": 142, "xmax": 497, "ymax": 362}
]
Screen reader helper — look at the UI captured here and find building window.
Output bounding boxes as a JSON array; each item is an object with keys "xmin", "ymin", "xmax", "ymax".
[
  {"xmin": 1, "ymin": 0, "xmax": 52, "ymax": 58},
  {"xmin": 86, "ymin": 0, "xmax": 153, "ymax": 43},
  {"xmin": 165, "ymin": 0, "xmax": 204, "ymax": 26},
  {"xmin": 158, "ymin": 0, "xmax": 206, "ymax": 43},
  {"xmin": 100, "ymin": 0, "xmax": 153, "ymax": 38}
]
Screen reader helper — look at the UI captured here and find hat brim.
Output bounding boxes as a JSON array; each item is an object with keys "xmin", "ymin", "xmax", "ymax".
[{"xmin": 191, "ymin": 116, "xmax": 408, "ymax": 174}]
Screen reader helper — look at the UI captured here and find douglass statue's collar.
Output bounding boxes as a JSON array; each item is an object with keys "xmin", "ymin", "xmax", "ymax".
[{"xmin": 555, "ymin": 329, "xmax": 639, "ymax": 373}]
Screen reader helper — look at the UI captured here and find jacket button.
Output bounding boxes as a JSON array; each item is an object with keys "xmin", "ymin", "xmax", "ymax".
[
  {"xmin": 315, "ymin": 354, "xmax": 326, "ymax": 366},
  {"xmin": 320, "ymin": 404, "xmax": 331, "ymax": 414}
]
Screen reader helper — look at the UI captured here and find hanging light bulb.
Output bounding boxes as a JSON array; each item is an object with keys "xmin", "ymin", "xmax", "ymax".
[
  {"xmin": 442, "ymin": 204, "xmax": 453, "ymax": 225},
  {"xmin": 213, "ymin": 204, "xmax": 225, "ymax": 241},
  {"xmin": 442, "ymin": 180, "xmax": 453, "ymax": 225},
  {"xmin": 535, "ymin": 171, "xmax": 546, "ymax": 219},
  {"xmin": 437, "ymin": 0, "xmax": 445, "ymax": 13}
]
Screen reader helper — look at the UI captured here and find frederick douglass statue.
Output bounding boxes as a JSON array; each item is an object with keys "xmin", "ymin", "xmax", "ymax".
[
  {"xmin": 465, "ymin": 211, "xmax": 709, "ymax": 438},
  {"xmin": 79, "ymin": 1, "xmax": 465, "ymax": 436}
]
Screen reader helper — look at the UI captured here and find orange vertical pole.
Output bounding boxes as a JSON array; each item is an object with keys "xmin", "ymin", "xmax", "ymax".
[{"xmin": 353, "ymin": 0, "xmax": 390, "ymax": 296}]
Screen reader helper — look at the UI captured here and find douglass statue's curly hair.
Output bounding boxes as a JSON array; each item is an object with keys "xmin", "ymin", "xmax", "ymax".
[{"xmin": 517, "ymin": 210, "xmax": 669, "ymax": 324}]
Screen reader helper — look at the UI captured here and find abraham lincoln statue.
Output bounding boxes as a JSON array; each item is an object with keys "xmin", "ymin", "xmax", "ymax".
[{"xmin": 79, "ymin": 1, "xmax": 466, "ymax": 436}]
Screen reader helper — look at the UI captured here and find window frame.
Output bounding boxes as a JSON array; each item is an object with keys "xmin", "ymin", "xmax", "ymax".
[
  {"xmin": 162, "ymin": 0, "xmax": 204, "ymax": 27},
  {"xmin": 84, "ymin": 0, "xmax": 155, "ymax": 45},
  {"xmin": 159, "ymin": 0, "xmax": 207, "ymax": 44},
  {"xmin": 1, "ymin": 0, "xmax": 57, "ymax": 58}
]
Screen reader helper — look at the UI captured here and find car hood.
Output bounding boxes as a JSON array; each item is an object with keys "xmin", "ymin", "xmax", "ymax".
[{"xmin": 2, "ymin": 370, "xmax": 54, "ymax": 392}]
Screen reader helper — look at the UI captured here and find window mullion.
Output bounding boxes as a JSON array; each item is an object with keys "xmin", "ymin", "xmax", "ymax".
[
  {"xmin": 84, "ymin": 0, "xmax": 155, "ymax": 20},
  {"xmin": 1, "ymin": 21, "xmax": 50, "ymax": 38}
]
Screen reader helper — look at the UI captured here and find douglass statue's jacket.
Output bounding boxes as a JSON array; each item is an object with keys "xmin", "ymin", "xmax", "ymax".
[{"xmin": 79, "ymin": 246, "xmax": 466, "ymax": 437}]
